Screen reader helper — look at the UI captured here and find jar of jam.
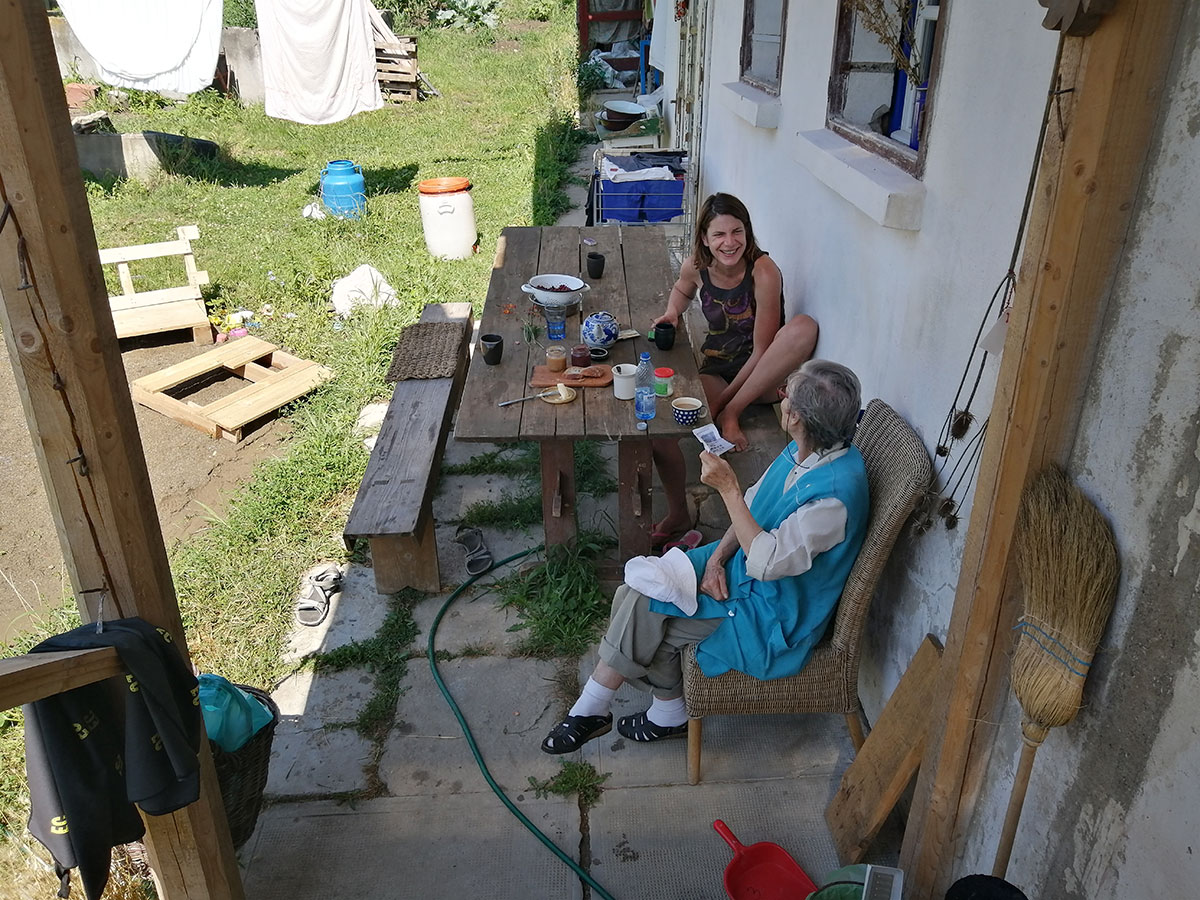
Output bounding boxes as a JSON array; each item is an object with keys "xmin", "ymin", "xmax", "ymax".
[{"xmin": 570, "ymin": 344, "xmax": 591, "ymax": 368}]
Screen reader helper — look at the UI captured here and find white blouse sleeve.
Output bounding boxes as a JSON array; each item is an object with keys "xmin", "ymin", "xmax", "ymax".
[{"xmin": 744, "ymin": 497, "xmax": 848, "ymax": 581}]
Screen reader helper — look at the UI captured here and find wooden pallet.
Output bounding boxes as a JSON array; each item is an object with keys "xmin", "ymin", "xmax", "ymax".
[
  {"xmin": 99, "ymin": 224, "xmax": 213, "ymax": 343},
  {"xmin": 130, "ymin": 336, "xmax": 333, "ymax": 442}
]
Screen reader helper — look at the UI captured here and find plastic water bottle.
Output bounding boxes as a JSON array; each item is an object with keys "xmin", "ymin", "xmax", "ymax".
[{"xmin": 635, "ymin": 351, "xmax": 656, "ymax": 421}]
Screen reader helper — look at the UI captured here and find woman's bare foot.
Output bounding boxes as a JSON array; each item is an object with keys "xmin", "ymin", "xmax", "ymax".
[{"xmin": 716, "ymin": 411, "xmax": 749, "ymax": 451}]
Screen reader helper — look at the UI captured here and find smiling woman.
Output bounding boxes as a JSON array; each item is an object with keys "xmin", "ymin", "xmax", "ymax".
[{"xmin": 647, "ymin": 192, "xmax": 820, "ymax": 542}]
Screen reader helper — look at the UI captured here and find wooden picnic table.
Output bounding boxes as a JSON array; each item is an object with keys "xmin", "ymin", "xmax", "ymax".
[{"xmin": 455, "ymin": 225, "xmax": 705, "ymax": 559}]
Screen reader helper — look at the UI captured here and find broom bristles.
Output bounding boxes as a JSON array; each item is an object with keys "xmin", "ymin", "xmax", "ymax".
[{"xmin": 1011, "ymin": 464, "xmax": 1120, "ymax": 734}]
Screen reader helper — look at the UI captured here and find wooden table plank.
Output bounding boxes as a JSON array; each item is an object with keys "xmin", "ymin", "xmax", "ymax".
[
  {"xmin": 621, "ymin": 225, "xmax": 701, "ymax": 439},
  {"xmin": 583, "ymin": 226, "xmax": 636, "ymax": 440},
  {"xmin": 520, "ymin": 226, "xmax": 584, "ymax": 439},
  {"xmin": 454, "ymin": 227, "xmax": 541, "ymax": 442}
]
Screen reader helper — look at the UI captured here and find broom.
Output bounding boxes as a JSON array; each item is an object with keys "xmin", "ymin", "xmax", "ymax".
[{"xmin": 992, "ymin": 463, "xmax": 1120, "ymax": 878}]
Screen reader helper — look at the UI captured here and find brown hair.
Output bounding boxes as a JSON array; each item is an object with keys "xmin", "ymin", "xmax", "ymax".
[{"xmin": 691, "ymin": 193, "xmax": 764, "ymax": 269}]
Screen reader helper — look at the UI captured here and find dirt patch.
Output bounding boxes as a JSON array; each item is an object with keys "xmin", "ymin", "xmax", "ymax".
[
  {"xmin": 0, "ymin": 334, "xmax": 289, "ymax": 644},
  {"xmin": 505, "ymin": 20, "xmax": 551, "ymax": 33}
]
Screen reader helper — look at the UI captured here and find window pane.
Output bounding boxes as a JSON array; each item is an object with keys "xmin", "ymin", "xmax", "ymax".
[{"xmin": 742, "ymin": 0, "xmax": 787, "ymax": 90}]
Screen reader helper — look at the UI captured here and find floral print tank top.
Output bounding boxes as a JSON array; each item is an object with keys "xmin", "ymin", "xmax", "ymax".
[{"xmin": 698, "ymin": 262, "xmax": 762, "ymax": 363}]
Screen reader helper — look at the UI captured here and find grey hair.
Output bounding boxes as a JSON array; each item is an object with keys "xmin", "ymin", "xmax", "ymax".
[{"xmin": 785, "ymin": 359, "xmax": 862, "ymax": 452}]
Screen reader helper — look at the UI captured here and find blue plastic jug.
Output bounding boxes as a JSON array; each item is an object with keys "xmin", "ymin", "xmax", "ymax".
[{"xmin": 320, "ymin": 159, "xmax": 367, "ymax": 219}]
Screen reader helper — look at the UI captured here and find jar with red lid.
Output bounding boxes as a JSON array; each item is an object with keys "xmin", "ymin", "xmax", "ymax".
[{"xmin": 654, "ymin": 367, "xmax": 675, "ymax": 397}]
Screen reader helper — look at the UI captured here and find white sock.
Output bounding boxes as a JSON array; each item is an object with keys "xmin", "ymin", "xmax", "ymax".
[
  {"xmin": 569, "ymin": 678, "xmax": 616, "ymax": 718},
  {"xmin": 646, "ymin": 695, "xmax": 687, "ymax": 728}
]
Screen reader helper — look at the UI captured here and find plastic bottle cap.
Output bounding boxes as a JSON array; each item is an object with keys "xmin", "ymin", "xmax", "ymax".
[
  {"xmin": 654, "ymin": 367, "xmax": 674, "ymax": 377},
  {"xmin": 636, "ymin": 422, "xmax": 648, "ymax": 430}
]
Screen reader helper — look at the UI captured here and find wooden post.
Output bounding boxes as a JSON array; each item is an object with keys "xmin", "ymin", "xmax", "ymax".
[
  {"xmin": 0, "ymin": 2, "xmax": 243, "ymax": 898},
  {"xmin": 900, "ymin": 2, "xmax": 1187, "ymax": 896}
]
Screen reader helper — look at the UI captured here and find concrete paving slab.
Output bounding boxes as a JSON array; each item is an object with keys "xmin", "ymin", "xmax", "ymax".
[
  {"xmin": 271, "ymin": 667, "xmax": 375, "ymax": 727},
  {"xmin": 410, "ymin": 583, "xmax": 529, "ymax": 656},
  {"xmin": 265, "ymin": 726, "xmax": 374, "ymax": 797},
  {"xmin": 283, "ymin": 564, "xmax": 389, "ymax": 661},
  {"xmin": 379, "ymin": 657, "xmax": 570, "ymax": 796},
  {"xmin": 242, "ymin": 793, "xmax": 583, "ymax": 900},
  {"xmin": 587, "ymin": 777, "xmax": 843, "ymax": 898}
]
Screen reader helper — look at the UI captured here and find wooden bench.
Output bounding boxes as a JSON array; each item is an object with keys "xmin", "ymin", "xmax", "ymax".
[
  {"xmin": 99, "ymin": 224, "xmax": 213, "ymax": 343},
  {"xmin": 343, "ymin": 302, "xmax": 473, "ymax": 594}
]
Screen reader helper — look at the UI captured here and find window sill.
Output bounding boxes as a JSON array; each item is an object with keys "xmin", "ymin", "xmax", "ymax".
[
  {"xmin": 720, "ymin": 82, "xmax": 781, "ymax": 130},
  {"xmin": 794, "ymin": 129, "xmax": 925, "ymax": 230}
]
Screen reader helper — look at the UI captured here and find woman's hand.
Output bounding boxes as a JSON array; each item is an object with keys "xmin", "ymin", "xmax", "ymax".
[
  {"xmin": 699, "ymin": 451, "xmax": 739, "ymax": 496},
  {"xmin": 651, "ymin": 310, "xmax": 679, "ymax": 328},
  {"xmin": 699, "ymin": 556, "xmax": 729, "ymax": 602}
]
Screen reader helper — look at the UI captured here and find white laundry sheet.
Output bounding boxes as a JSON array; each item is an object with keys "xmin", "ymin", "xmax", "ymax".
[
  {"xmin": 255, "ymin": 0, "xmax": 383, "ymax": 125},
  {"xmin": 58, "ymin": 0, "xmax": 224, "ymax": 95}
]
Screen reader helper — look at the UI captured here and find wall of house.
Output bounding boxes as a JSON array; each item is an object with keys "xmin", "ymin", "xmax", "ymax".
[
  {"xmin": 954, "ymin": 6, "xmax": 1200, "ymax": 895},
  {"xmin": 691, "ymin": 1, "xmax": 1058, "ymax": 713}
]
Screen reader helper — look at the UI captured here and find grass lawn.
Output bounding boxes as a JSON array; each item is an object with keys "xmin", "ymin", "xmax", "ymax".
[{"xmin": 0, "ymin": 7, "xmax": 593, "ymax": 879}]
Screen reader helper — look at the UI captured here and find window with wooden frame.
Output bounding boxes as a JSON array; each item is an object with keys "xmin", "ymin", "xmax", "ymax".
[
  {"xmin": 741, "ymin": 0, "xmax": 789, "ymax": 95},
  {"xmin": 827, "ymin": 0, "xmax": 942, "ymax": 171}
]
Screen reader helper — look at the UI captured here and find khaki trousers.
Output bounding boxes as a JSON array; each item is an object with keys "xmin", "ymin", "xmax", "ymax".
[{"xmin": 598, "ymin": 584, "xmax": 722, "ymax": 698}]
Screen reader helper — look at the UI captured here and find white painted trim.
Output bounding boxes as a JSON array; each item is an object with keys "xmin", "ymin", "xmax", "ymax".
[
  {"xmin": 720, "ymin": 81, "xmax": 781, "ymax": 130},
  {"xmin": 794, "ymin": 129, "xmax": 926, "ymax": 230}
]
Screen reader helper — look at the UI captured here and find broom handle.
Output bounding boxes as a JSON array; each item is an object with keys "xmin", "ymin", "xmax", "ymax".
[{"xmin": 993, "ymin": 736, "xmax": 1041, "ymax": 878}]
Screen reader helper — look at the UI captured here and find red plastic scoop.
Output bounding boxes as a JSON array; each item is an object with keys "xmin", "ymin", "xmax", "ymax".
[{"xmin": 714, "ymin": 819, "xmax": 819, "ymax": 900}]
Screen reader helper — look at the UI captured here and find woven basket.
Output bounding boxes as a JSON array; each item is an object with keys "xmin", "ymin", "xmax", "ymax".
[{"xmin": 210, "ymin": 684, "xmax": 280, "ymax": 849}]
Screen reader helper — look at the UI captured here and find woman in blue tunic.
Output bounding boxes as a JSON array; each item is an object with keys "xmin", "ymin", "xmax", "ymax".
[{"xmin": 542, "ymin": 360, "xmax": 870, "ymax": 753}]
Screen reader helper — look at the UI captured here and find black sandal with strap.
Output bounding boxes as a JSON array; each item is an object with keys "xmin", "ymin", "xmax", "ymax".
[
  {"xmin": 617, "ymin": 711, "xmax": 689, "ymax": 743},
  {"xmin": 540, "ymin": 713, "xmax": 612, "ymax": 755}
]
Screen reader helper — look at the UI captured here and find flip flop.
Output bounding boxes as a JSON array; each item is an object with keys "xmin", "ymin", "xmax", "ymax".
[
  {"xmin": 294, "ymin": 562, "xmax": 343, "ymax": 627},
  {"xmin": 454, "ymin": 525, "xmax": 493, "ymax": 576},
  {"xmin": 662, "ymin": 529, "xmax": 703, "ymax": 553}
]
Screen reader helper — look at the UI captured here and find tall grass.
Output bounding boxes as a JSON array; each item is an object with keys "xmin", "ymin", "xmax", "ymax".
[{"xmin": 0, "ymin": 8, "xmax": 584, "ymax": 885}]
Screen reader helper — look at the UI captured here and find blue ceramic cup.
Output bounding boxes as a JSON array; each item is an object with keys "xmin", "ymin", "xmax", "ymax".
[{"xmin": 671, "ymin": 397, "xmax": 707, "ymax": 426}]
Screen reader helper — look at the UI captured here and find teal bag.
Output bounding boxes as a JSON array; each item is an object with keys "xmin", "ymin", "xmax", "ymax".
[{"xmin": 198, "ymin": 674, "xmax": 273, "ymax": 753}]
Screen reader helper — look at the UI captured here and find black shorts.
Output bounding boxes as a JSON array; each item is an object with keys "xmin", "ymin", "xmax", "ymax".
[{"xmin": 698, "ymin": 353, "xmax": 750, "ymax": 383}]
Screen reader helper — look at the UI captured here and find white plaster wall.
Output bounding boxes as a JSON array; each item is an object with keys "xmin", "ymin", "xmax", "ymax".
[
  {"xmin": 953, "ymin": 9, "xmax": 1200, "ymax": 893},
  {"xmin": 695, "ymin": 0, "xmax": 1058, "ymax": 713}
]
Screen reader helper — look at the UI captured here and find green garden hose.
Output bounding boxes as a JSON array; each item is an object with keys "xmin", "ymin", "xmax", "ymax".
[{"xmin": 426, "ymin": 545, "xmax": 617, "ymax": 900}]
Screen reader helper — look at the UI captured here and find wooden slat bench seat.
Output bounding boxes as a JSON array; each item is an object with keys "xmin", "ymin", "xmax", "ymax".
[{"xmin": 344, "ymin": 302, "xmax": 473, "ymax": 594}]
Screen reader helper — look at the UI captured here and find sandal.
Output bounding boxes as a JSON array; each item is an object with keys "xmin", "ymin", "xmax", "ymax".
[
  {"xmin": 540, "ymin": 713, "xmax": 612, "ymax": 755},
  {"xmin": 617, "ymin": 711, "xmax": 688, "ymax": 743},
  {"xmin": 454, "ymin": 525, "xmax": 493, "ymax": 576},
  {"xmin": 294, "ymin": 562, "xmax": 343, "ymax": 627},
  {"xmin": 662, "ymin": 529, "xmax": 703, "ymax": 553}
]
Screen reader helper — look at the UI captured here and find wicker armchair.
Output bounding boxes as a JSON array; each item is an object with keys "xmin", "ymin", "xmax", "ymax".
[{"xmin": 681, "ymin": 399, "xmax": 932, "ymax": 784}]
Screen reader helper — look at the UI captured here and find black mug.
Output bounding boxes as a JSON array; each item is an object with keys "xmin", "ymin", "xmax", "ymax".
[
  {"xmin": 586, "ymin": 252, "xmax": 605, "ymax": 279},
  {"xmin": 480, "ymin": 333, "xmax": 503, "ymax": 365},
  {"xmin": 653, "ymin": 322, "xmax": 676, "ymax": 351}
]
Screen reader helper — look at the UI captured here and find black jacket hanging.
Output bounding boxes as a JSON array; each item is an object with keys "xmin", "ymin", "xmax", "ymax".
[{"xmin": 23, "ymin": 617, "xmax": 202, "ymax": 900}]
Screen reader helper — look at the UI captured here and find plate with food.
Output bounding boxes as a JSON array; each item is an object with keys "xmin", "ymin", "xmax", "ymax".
[{"xmin": 541, "ymin": 384, "xmax": 577, "ymax": 404}]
